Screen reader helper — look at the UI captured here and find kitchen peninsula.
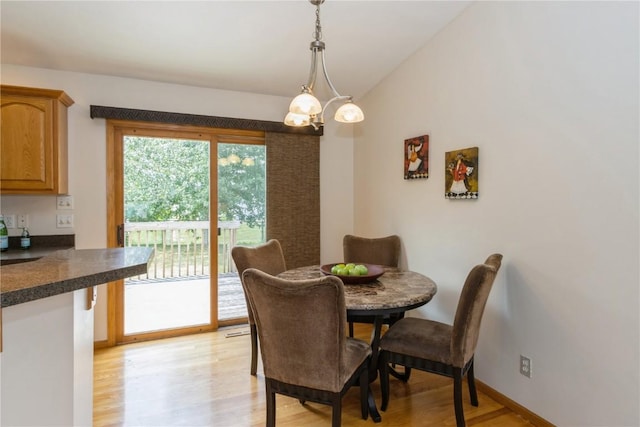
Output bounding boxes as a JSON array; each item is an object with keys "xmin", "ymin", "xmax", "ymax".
[{"xmin": 1, "ymin": 247, "xmax": 153, "ymax": 426}]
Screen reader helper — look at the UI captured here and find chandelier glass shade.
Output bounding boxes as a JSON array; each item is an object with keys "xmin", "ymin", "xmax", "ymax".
[
  {"xmin": 284, "ymin": 112, "xmax": 311, "ymax": 127},
  {"xmin": 335, "ymin": 101, "xmax": 364, "ymax": 123},
  {"xmin": 289, "ymin": 91, "xmax": 322, "ymax": 116},
  {"xmin": 284, "ymin": 0, "xmax": 364, "ymax": 130}
]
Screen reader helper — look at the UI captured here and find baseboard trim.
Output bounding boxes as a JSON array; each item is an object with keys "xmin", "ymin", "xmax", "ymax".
[
  {"xmin": 94, "ymin": 339, "xmax": 110, "ymax": 350},
  {"xmin": 476, "ymin": 380, "xmax": 555, "ymax": 427}
]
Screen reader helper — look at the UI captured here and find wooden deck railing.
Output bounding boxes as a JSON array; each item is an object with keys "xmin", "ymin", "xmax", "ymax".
[{"xmin": 124, "ymin": 220, "xmax": 240, "ymax": 280}]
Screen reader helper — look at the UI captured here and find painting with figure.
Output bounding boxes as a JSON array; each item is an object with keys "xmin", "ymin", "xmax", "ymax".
[
  {"xmin": 404, "ymin": 135, "xmax": 429, "ymax": 179},
  {"xmin": 445, "ymin": 147, "xmax": 478, "ymax": 199}
]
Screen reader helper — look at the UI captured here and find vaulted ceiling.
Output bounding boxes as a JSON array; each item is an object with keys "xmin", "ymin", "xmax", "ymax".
[{"xmin": 1, "ymin": 1, "xmax": 470, "ymax": 100}]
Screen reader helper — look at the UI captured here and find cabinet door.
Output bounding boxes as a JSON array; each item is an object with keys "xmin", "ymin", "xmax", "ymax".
[{"xmin": 1, "ymin": 96, "xmax": 57, "ymax": 193}]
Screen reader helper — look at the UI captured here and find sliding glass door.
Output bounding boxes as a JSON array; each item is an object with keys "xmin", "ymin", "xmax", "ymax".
[
  {"xmin": 106, "ymin": 120, "xmax": 267, "ymax": 344},
  {"xmin": 122, "ymin": 135, "xmax": 212, "ymax": 335}
]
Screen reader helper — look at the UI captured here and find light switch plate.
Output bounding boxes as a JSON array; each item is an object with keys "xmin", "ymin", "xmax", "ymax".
[
  {"xmin": 56, "ymin": 195, "xmax": 74, "ymax": 210},
  {"xmin": 56, "ymin": 214, "xmax": 74, "ymax": 228}
]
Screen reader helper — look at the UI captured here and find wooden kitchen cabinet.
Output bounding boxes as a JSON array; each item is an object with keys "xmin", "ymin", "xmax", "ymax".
[{"xmin": 0, "ymin": 85, "xmax": 74, "ymax": 194}]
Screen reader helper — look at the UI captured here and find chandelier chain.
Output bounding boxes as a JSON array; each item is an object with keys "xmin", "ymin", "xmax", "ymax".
[{"xmin": 314, "ymin": 5, "xmax": 323, "ymax": 42}]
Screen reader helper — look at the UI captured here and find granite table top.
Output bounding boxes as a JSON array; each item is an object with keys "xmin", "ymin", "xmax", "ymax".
[
  {"xmin": 278, "ymin": 265, "xmax": 437, "ymax": 315},
  {"xmin": 0, "ymin": 247, "xmax": 154, "ymax": 307}
]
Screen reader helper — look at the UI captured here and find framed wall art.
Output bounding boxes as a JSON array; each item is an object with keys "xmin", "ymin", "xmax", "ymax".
[
  {"xmin": 404, "ymin": 135, "xmax": 429, "ymax": 179},
  {"xmin": 445, "ymin": 147, "xmax": 478, "ymax": 199}
]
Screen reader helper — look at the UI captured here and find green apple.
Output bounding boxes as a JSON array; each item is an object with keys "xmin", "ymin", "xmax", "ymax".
[
  {"xmin": 349, "ymin": 268, "xmax": 361, "ymax": 276},
  {"xmin": 331, "ymin": 264, "xmax": 346, "ymax": 274},
  {"xmin": 355, "ymin": 264, "xmax": 368, "ymax": 275}
]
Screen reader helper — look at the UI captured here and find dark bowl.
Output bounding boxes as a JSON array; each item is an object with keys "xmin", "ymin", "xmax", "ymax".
[{"xmin": 320, "ymin": 263, "xmax": 385, "ymax": 284}]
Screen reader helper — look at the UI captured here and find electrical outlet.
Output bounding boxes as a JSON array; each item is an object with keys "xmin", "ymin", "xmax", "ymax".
[
  {"xmin": 56, "ymin": 195, "xmax": 74, "ymax": 210},
  {"xmin": 56, "ymin": 214, "xmax": 74, "ymax": 228},
  {"xmin": 520, "ymin": 355, "xmax": 532, "ymax": 378},
  {"xmin": 17, "ymin": 214, "xmax": 28, "ymax": 228},
  {"xmin": 4, "ymin": 214, "xmax": 17, "ymax": 229}
]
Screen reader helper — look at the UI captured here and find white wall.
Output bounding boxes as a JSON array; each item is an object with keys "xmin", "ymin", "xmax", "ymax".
[
  {"xmin": 320, "ymin": 120, "xmax": 355, "ymax": 262},
  {"xmin": 354, "ymin": 1, "xmax": 639, "ymax": 426},
  {"xmin": 0, "ymin": 65, "xmax": 355, "ymax": 341}
]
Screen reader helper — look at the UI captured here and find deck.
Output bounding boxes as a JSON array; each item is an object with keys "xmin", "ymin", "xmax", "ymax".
[{"xmin": 125, "ymin": 273, "xmax": 247, "ymax": 334}]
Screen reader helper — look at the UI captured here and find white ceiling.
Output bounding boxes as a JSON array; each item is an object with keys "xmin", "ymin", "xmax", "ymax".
[{"xmin": 1, "ymin": 1, "xmax": 470, "ymax": 100}]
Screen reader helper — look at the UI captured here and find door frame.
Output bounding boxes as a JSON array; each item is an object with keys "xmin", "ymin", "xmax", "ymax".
[{"xmin": 105, "ymin": 119, "xmax": 264, "ymax": 345}]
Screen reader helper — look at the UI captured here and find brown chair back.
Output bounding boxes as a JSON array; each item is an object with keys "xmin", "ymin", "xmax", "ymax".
[
  {"xmin": 231, "ymin": 239, "xmax": 287, "ymax": 324},
  {"xmin": 451, "ymin": 254, "xmax": 502, "ymax": 367},
  {"xmin": 343, "ymin": 234, "xmax": 401, "ymax": 267},
  {"xmin": 242, "ymin": 268, "xmax": 349, "ymax": 392}
]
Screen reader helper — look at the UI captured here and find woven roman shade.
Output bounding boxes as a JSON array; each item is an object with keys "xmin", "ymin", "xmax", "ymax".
[{"xmin": 265, "ymin": 132, "xmax": 320, "ymax": 269}]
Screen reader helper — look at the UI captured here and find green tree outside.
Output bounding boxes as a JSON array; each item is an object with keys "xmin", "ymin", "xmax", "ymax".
[
  {"xmin": 124, "ymin": 136, "xmax": 210, "ymax": 222},
  {"xmin": 217, "ymin": 143, "xmax": 266, "ymax": 239},
  {"xmin": 124, "ymin": 136, "xmax": 265, "ymax": 242}
]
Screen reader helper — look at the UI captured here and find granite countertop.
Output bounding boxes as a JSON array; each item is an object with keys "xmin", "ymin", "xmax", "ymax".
[
  {"xmin": 0, "ymin": 247, "xmax": 74, "ymax": 265},
  {"xmin": 1, "ymin": 234, "xmax": 75, "ymax": 265},
  {"xmin": 0, "ymin": 247, "xmax": 154, "ymax": 307}
]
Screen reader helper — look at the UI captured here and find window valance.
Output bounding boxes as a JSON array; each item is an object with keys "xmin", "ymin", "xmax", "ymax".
[{"xmin": 90, "ymin": 105, "xmax": 322, "ymax": 136}]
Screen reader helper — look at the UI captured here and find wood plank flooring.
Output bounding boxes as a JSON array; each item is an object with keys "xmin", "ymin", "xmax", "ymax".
[{"xmin": 94, "ymin": 324, "xmax": 535, "ymax": 426}]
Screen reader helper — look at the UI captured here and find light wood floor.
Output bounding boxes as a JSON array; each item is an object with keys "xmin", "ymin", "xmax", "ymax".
[{"xmin": 94, "ymin": 324, "xmax": 535, "ymax": 426}]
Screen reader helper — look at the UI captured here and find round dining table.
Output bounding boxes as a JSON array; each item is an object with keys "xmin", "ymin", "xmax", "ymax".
[{"xmin": 278, "ymin": 265, "xmax": 437, "ymax": 422}]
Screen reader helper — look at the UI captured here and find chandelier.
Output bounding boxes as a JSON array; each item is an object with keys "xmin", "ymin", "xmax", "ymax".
[{"xmin": 284, "ymin": 0, "xmax": 364, "ymax": 130}]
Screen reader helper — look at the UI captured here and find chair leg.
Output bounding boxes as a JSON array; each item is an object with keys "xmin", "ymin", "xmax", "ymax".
[
  {"xmin": 348, "ymin": 321, "xmax": 354, "ymax": 338},
  {"xmin": 359, "ymin": 366, "xmax": 369, "ymax": 420},
  {"xmin": 331, "ymin": 394, "xmax": 342, "ymax": 427},
  {"xmin": 250, "ymin": 323, "xmax": 258, "ymax": 376},
  {"xmin": 467, "ymin": 360, "xmax": 478, "ymax": 406},
  {"xmin": 404, "ymin": 367, "xmax": 412, "ymax": 381},
  {"xmin": 453, "ymin": 367, "xmax": 465, "ymax": 427},
  {"xmin": 389, "ymin": 365, "xmax": 412, "ymax": 382},
  {"xmin": 266, "ymin": 381, "xmax": 276, "ymax": 427},
  {"xmin": 379, "ymin": 352, "xmax": 390, "ymax": 411}
]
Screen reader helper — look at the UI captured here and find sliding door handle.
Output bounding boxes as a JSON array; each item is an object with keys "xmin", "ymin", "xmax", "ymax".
[{"xmin": 117, "ymin": 224, "xmax": 125, "ymax": 247}]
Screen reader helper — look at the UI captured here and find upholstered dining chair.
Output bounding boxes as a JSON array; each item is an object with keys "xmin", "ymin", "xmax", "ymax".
[
  {"xmin": 231, "ymin": 239, "xmax": 287, "ymax": 376},
  {"xmin": 343, "ymin": 234, "xmax": 401, "ymax": 268},
  {"xmin": 378, "ymin": 254, "xmax": 503, "ymax": 427},
  {"xmin": 343, "ymin": 234, "xmax": 402, "ymax": 337},
  {"xmin": 242, "ymin": 268, "xmax": 371, "ymax": 427}
]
